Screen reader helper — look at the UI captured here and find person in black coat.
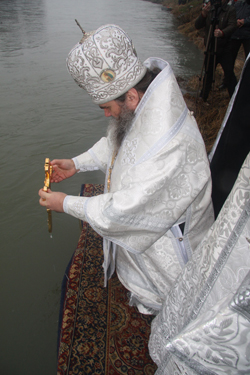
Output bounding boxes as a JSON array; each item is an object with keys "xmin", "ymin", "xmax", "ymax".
[
  {"xmin": 231, "ymin": 0, "xmax": 250, "ymax": 65},
  {"xmin": 195, "ymin": 0, "xmax": 237, "ymax": 101}
]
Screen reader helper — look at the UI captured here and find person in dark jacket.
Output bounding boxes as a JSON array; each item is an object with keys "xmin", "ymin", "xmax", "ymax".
[
  {"xmin": 231, "ymin": 0, "xmax": 250, "ymax": 65},
  {"xmin": 195, "ymin": 0, "xmax": 237, "ymax": 101}
]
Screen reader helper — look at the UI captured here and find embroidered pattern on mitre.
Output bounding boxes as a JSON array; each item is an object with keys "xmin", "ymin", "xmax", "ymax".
[{"xmin": 66, "ymin": 24, "xmax": 147, "ymax": 104}]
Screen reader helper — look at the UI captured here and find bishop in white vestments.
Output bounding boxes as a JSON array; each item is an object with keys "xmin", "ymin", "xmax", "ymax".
[{"xmin": 39, "ymin": 24, "xmax": 214, "ymax": 315}]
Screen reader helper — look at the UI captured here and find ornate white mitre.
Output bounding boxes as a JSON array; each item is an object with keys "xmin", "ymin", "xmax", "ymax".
[{"xmin": 66, "ymin": 24, "xmax": 147, "ymax": 104}]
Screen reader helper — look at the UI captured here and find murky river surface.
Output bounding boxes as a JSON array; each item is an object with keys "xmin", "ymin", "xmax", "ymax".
[{"xmin": 0, "ymin": 0, "xmax": 203, "ymax": 373}]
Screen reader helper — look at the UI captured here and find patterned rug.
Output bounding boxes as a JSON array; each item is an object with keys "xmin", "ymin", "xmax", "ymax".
[{"xmin": 57, "ymin": 184, "xmax": 157, "ymax": 375}]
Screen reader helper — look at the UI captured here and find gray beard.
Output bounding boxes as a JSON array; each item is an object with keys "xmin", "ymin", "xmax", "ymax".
[{"xmin": 107, "ymin": 104, "xmax": 135, "ymax": 152}]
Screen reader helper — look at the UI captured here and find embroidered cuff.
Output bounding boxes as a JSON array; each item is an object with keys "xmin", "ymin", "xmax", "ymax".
[
  {"xmin": 63, "ymin": 195, "xmax": 88, "ymax": 222},
  {"xmin": 72, "ymin": 157, "xmax": 80, "ymax": 173},
  {"xmin": 72, "ymin": 153, "xmax": 100, "ymax": 173}
]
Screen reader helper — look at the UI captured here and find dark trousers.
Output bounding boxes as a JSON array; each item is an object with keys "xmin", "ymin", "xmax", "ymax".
[
  {"xmin": 201, "ymin": 48, "xmax": 237, "ymax": 101},
  {"xmin": 231, "ymin": 38, "xmax": 250, "ymax": 66}
]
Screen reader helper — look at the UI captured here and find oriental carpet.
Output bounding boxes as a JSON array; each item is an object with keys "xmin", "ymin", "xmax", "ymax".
[{"xmin": 57, "ymin": 184, "xmax": 157, "ymax": 375}]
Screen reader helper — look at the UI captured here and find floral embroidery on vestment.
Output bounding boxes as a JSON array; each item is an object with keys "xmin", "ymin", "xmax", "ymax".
[{"xmin": 122, "ymin": 138, "xmax": 138, "ymax": 165}]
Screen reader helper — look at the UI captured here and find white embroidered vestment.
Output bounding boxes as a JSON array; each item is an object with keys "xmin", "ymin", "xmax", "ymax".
[{"xmin": 64, "ymin": 58, "xmax": 214, "ymax": 314}]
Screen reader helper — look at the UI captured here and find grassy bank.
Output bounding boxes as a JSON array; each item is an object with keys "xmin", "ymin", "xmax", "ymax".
[{"xmin": 161, "ymin": 0, "xmax": 244, "ymax": 152}]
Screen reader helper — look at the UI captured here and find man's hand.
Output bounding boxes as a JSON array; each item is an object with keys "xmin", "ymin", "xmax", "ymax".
[
  {"xmin": 214, "ymin": 28, "xmax": 223, "ymax": 38},
  {"xmin": 237, "ymin": 19, "xmax": 244, "ymax": 28},
  {"xmin": 39, "ymin": 189, "xmax": 67, "ymax": 212},
  {"xmin": 50, "ymin": 159, "xmax": 77, "ymax": 183}
]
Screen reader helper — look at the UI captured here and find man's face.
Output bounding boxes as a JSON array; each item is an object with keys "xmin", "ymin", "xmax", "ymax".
[
  {"xmin": 99, "ymin": 89, "xmax": 140, "ymax": 119},
  {"xmin": 99, "ymin": 100, "xmax": 123, "ymax": 119}
]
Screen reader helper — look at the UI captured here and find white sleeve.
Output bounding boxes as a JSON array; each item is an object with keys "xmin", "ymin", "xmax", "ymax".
[
  {"xmin": 72, "ymin": 137, "xmax": 110, "ymax": 173},
  {"xmin": 63, "ymin": 195, "xmax": 88, "ymax": 222}
]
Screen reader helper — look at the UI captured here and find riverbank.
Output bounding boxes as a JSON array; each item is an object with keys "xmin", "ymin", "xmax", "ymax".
[{"xmin": 160, "ymin": 0, "xmax": 245, "ymax": 153}]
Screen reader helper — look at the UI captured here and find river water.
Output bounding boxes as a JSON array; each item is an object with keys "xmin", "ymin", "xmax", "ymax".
[{"xmin": 0, "ymin": 0, "xmax": 202, "ymax": 373}]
